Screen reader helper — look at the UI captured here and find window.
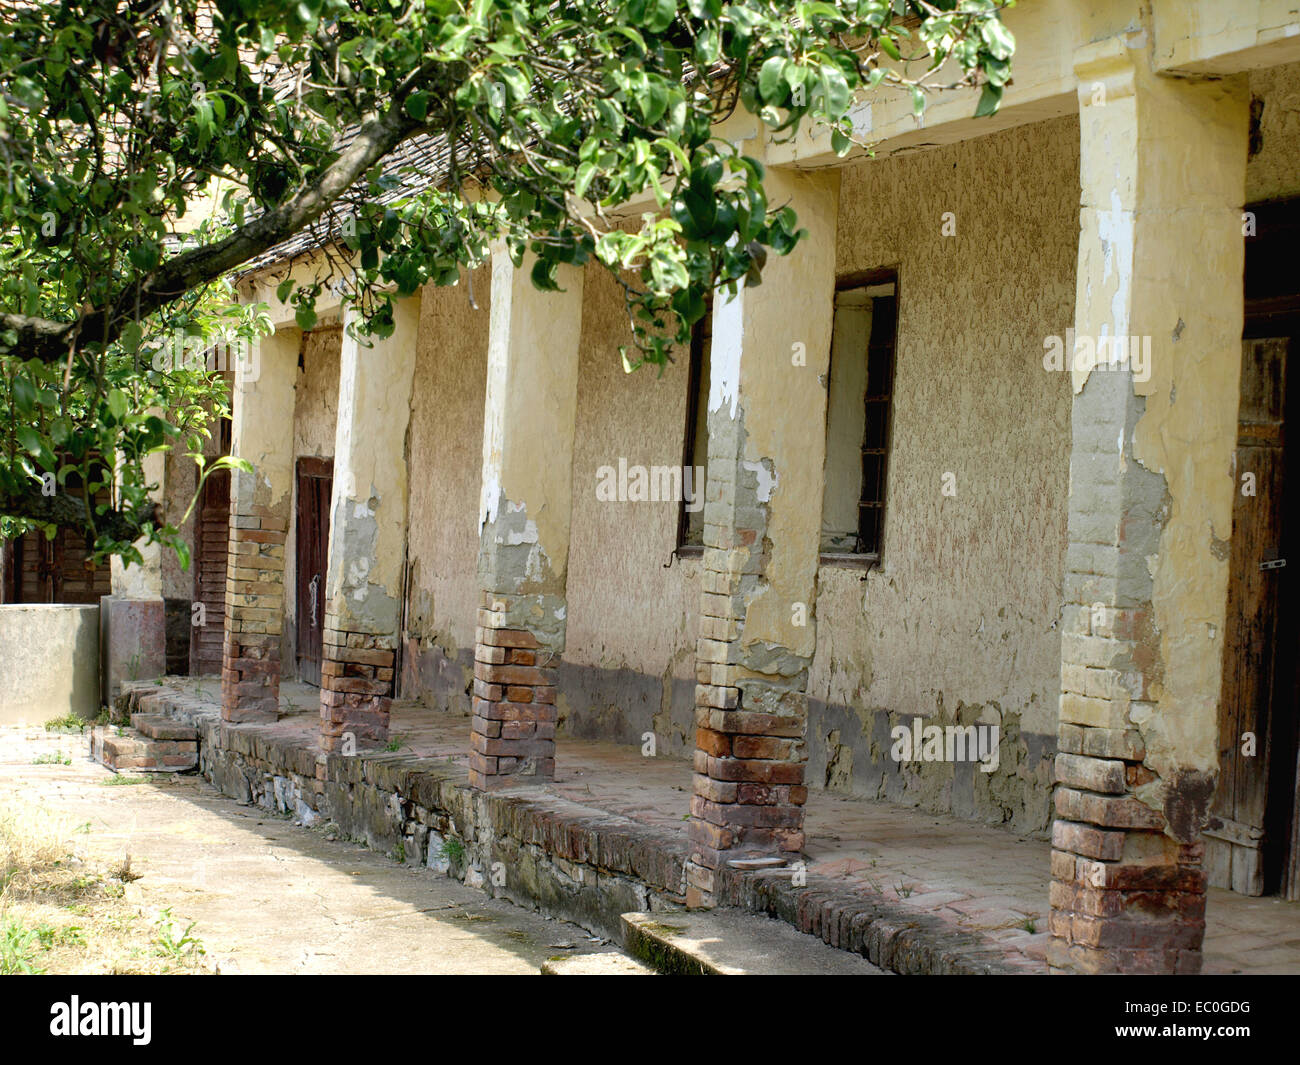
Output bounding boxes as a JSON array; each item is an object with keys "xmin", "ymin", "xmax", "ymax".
[
  {"xmin": 677, "ymin": 302, "xmax": 712, "ymax": 554},
  {"xmin": 821, "ymin": 271, "xmax": 898, "ymax": 563}
]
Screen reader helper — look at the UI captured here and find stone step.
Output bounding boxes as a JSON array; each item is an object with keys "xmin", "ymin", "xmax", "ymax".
[
  {"xmin": 540, "ymin": 951, "xmax": 655, "ymax": 975},
  {"xmin": 130, "ymin": 713, "xmax": 197, "ymax": 741},
  {"xmin": 92, "ymin": 726, "xmax": 198, "ymax": 773},
  {"xmin": 621, "ymin": 910, "xmax": 887, "ymax": 975}
]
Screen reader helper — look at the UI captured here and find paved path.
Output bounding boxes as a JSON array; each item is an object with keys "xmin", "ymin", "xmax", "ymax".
[{"xmin": 0, "ymin": 729, "xmax": 609, "ymax": 975}]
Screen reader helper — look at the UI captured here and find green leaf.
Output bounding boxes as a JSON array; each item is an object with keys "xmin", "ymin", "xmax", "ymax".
[
  {"xmin": 819, "ymin": 65, "xmax": 850, "ymax": 116},
  {"xmin": 12, "ymin": 376, "xmax": 36, "ymax": 413},
  {"xmin": 644, "ymin": 0, "xmax": 677, "ymax": 33},
  {"xmin": 983, "ymin": 20, "xmax": 1015, "ymax": 61},
  {"xmin": 530, "ymin": 257, "xmax": 558, "ymax": 291},
  {"xmin": 15, "ymin": 426, "xmax": 41, "ymax": 453},
  {"xmin": 575, "ymin": 161, "xmax": 598, "ymax": 200},
  {"xmin": 405, "ymin": 92, "xmax": 429, "ymax": 122},
  {"xmin": 640, "ymin": 80, "xmax": 669, "ymax": 126},
  {"xmin": 974, "ymin": 82, "xmax": 1003, "ymax": 118},
  {"xmin": 107, "ymin": 389, "xmax": 128, "ymax": 421},
  {"xmin": 759, "ymin": 56, "xmax": 787, "ymax": 103}
]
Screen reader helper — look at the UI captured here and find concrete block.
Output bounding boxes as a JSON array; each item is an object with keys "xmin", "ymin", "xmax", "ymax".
[
  {"xmin": 0, "ymin": 604, "xmax": 100, "ymax": 724},
  {"xmin": 100, "ymin": 596, "xmax": 166, "ymax": 708}
]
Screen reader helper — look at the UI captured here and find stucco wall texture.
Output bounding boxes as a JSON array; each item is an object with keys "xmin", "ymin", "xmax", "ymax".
[
  {"xmin": 392, "ymin": 63, "xmax": 1300, "ymax": 833},
  {"xmin": 397, "ymin": 117, "xmax": 1079, "ymax": 829},
  {"xmin": 808, "ymin": 115, "xmax": 1079, "ymax": 831},
  {"xmin": 1248, "ymin": 61, "xmax": 1300, "ymax": 203},
  {"xmin": 403, "ymin": 269, "xmax": 491, "ymax": 709}
]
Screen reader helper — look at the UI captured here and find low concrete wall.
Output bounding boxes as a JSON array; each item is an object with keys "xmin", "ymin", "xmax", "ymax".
[{"xmin": 0, "ymin": 604, "xmax": 100, "ymax": 724}]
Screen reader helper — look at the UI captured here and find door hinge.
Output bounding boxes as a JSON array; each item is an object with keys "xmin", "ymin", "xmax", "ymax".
[{"xmin": 1260, "ymin": 558, "xmax": 1287, "ymax": 571}]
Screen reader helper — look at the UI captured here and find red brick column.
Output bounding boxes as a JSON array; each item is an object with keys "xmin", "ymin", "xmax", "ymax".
[
  {"xmin": 1049, "ymin": 749, "xmax": 1207, "ymax": 974},
  {"xmin": 312, "ymin": 298, "xmax": 420, "ymax": 753},
  {"xmin": 221, "ymin": 506, "xmax": 288, "ymax": 722},
  {"xmin": 689, "ymin": 482, "xmax": 810, "ymax": 901},
  {"xmin": 221, "ymin": 326, "xmax": 297, "ymax": 724},
  {"xmin": 683, "ymin": 168, "xmax": 836, "ymax": 906},
  {"xmin": 1044, "ymin": 41, "xmax": 1247, "ymax": 973},
  {"xmin": 469, "ymin": 593, "xmax": 558, "ymax": 789},
  {"xmin": 319, "ymin": 624, "xmax": 397, "ymax": 752}
]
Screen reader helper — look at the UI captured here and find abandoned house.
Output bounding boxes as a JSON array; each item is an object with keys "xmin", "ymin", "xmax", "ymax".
[{"xmin": 9, "ymin": 1, "xmax": 1300, "ymax": 975}]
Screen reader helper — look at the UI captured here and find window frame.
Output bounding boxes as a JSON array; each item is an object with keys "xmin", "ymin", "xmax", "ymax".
[
  {"xmin": 675, "ymin": 303, "xmax": 712, "ymax": 558},
  {"xmin": 819, "ymin": 266, "xmax": 901, "ymax": 570}
]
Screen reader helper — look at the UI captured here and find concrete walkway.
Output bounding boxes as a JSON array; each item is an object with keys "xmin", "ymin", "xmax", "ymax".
[
  {"xmin": 96, "ymin": 678, "xmax": 1300, "ymax": 974},
  {"xmin": 0, "ymin": 728, "xmax": 614, "ymax": 974}
]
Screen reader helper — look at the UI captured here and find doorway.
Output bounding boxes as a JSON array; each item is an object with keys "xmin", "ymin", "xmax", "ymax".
[
  {"xmin": 1208, "ymin": 199, "xmax": 1300, "ymax": 898},
  {"xmin": 190, "ymin": 418, "xmax": 232, "ymax": 675},
  {"xmin": 295, "ymin": 457, "xmax": 333, "ymax": 688}
]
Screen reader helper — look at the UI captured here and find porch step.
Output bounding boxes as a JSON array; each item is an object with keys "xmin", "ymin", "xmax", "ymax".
[
  {"xmin": 130, "ymin": 713, "xmax": 197, "ymax": 741},
  {"xmin": 540, "ymin": 951, "xmax": 655, "ymax": 975},
  {"xmin": 90, "ymin": 724, "xmax": 198, "ymax": 773},
  {"xmin": 621, "ymin": 910, "xmax": 886, "ymax": 976}
]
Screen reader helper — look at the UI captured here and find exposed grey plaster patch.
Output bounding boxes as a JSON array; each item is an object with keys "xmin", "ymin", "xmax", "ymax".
[
  {"xmin": 741, "ymin": 458, "xmax": 778, "ymax": 502},
  {"xmin": 1209, "ymin": 527, "xmax": 1231, "ymax": 561},
  {"xmin": 478, "ymin": 490, "xmax": 556, "ymax": 591},
  {"xmin": 483, "ymin": 591, "xmax": 568, "ymax": 652}
]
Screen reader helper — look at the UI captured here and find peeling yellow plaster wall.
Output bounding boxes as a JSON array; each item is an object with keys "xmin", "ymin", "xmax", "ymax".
[
  {"xmin": 820, "ymin": 115, "xmax": 1079, "ymax": 738},
  {"xmin": 564, "ymin": 259, "xmax": 700, "ymax": 685},
  {"xmin": 1072, "ymin": 39, "xmax": 1248, "ymax": 780},
  {"xmin": 405, "ymin": 271, "xmax": 491, "ymax": 663}
]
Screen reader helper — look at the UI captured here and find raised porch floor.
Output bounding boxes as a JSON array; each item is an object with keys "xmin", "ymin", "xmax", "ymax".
[{"xmin": 120, "ymin": 677, "xmax": 1300, "ymax": 975}]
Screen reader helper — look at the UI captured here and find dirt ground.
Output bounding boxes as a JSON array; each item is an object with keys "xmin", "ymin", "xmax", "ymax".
[{"xmin": 0, "ymin": 726, "xmax": 610, "ymax": 975}]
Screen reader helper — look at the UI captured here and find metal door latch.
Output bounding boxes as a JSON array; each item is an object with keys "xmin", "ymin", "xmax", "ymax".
[{"xmin": 1260, "ymin": 558, "xmax": 1287, "ymax": 571}]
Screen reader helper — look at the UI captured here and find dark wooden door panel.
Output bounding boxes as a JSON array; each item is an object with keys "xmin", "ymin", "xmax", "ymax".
[
  {"xmin": 295, "ymin": 458, "xmax": 332, "ymax": 688},
  {"xmin": 1210, "ymin": 336, "xmax": 1293, "ymax": 896},
  {"xmin": 190, "ymin": 466, "xmax": 230, "ymax": 675}
]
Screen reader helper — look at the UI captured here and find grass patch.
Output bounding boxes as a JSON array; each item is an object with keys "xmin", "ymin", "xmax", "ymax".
[
  {"xmin": 1, "ymin": 916, "xmax": 44, "ymax": 974},
  {"xmin": 101, "ymin": 775, "xmax": 150, "ymax": 787},
  {"xmin": 0, "ymin": 804, "xmax": 208, "ymax": 974},
  {"xmin": 43, "ymin": 713, "xmax": 87, "ymax": 734},
  {"xmin": 31, "ymin": 752, "xmax": 72, "ymax": 766}
]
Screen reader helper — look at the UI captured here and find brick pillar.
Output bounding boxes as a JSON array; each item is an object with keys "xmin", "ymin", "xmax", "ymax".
[
  {"xmin": 222, "ymin": 327, "xmax": 297, "ymax": 723},
  {"xmin": 318, "ymin": 298, "xmax": 420, "ymax": 751},
  {"xmin": 686, "ymin": 168, "xmax": 838, "ymax": 905},
  {"xmin": 1047, "ymin": 39, "xmax": 1248, "ymax": 974},
  {"xmin": 469, "ymin": 248, "xmax": 583, "ymax": 789}
]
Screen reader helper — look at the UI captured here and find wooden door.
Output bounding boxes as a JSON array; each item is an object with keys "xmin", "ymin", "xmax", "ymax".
[
  {"xmin": 295, "ymin": 457, "xmax": 332, "ymax": 687},
  {"xmin": 190, "ymin": 467, "xmax": 230, "ymax": 675},
  {"xmin": 1209, "ymin": 335, "xmax": 1298, "ymax": 896}
]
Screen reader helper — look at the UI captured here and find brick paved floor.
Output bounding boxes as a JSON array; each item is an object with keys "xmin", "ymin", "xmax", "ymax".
[{"xmin": 182, "ymin": 679, "xmax": 1300, "ymax": 974}]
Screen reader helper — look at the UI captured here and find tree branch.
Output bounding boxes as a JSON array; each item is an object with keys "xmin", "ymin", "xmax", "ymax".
[{"xmin": 3, "ymin": 103, "xmax": 426, "ymax": 364}]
